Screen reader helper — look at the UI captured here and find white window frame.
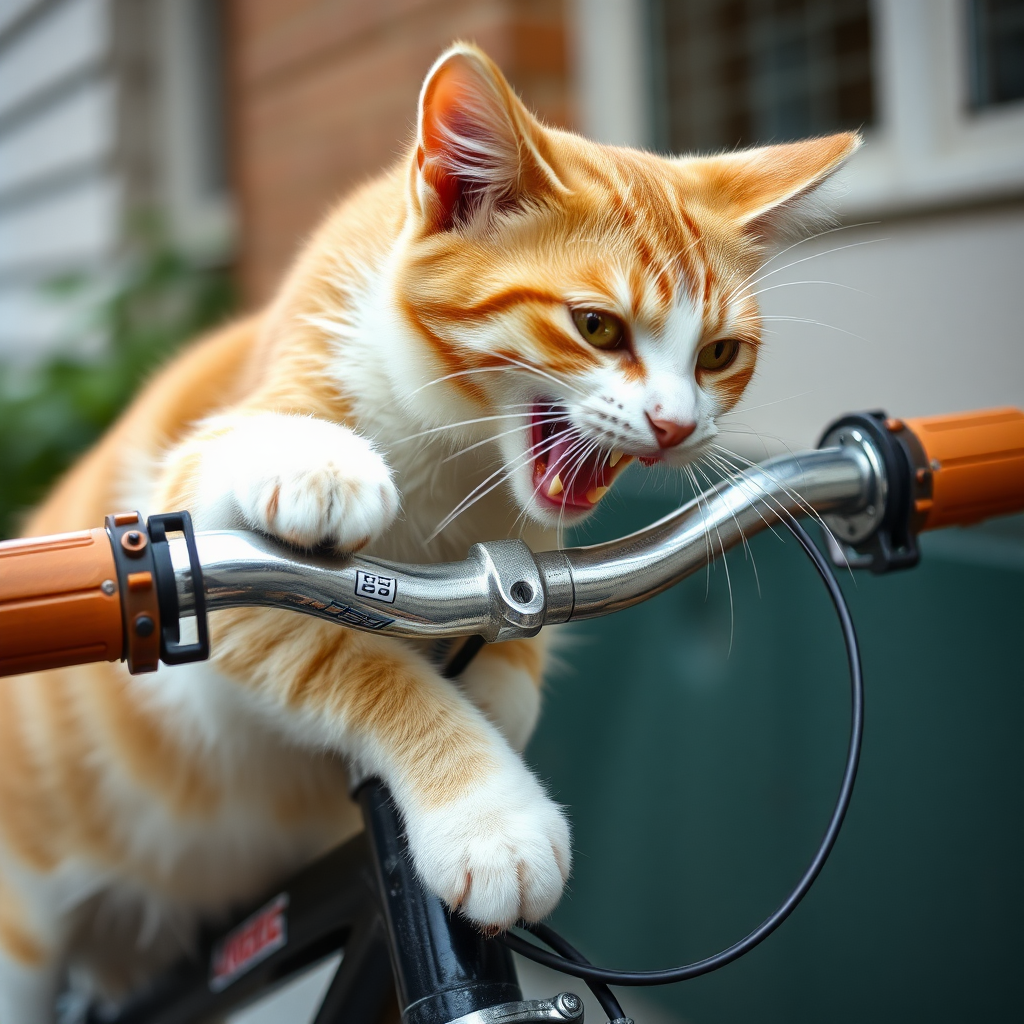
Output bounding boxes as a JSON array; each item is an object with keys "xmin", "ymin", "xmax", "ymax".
[
  {"xmin": 153, "ymin": 0, "xmax": 235, "ymax": 261},
  {"xmin": 571, "ymin": 0, "xmax": 1024, "ymax": 216}
]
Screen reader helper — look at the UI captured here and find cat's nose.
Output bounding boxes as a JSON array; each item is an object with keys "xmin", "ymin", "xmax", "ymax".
[{"xmin": 646, "ymin": 414, "xmax": 696, "ymax": 448}]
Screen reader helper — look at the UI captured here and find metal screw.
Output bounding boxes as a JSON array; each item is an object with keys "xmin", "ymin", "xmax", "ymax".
[
  {"xmin": 554, "ymin": 992, "xmax": 583, "ymax": 1018},
  {"xmin": 837, "ymin": 433, "xmax": 846, "ymax": 444},
  {"xmin": 866, "ymin": 505, "xmax": 875, "ymax": 516},
  {"xmin": 101, "ymin": 579, "xmax": 117, "ymax": 596},
  {"xmin": 930, "ymin": 459, "xmax": 941, "ymax": 472},
  {"xmin": 509, "ymin": 580, "xmax": 533, "ymax": 604}
]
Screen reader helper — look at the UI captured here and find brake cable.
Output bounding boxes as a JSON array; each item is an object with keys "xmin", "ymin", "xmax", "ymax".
[{"xmin": 498, "ymin": 512, "xmax": 864, "ymax": 1001}]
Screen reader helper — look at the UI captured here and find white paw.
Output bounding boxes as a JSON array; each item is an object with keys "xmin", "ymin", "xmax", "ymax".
[
  {"xmin": 222, "ymin": 414, "xmax": 399, "ymax": 550},
  {"xmin": 405, "ymin": 762, "xmax": 571, "ymax": 929}
]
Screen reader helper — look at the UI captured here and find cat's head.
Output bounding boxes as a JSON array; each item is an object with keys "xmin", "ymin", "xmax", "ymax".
[{"xmin": 396, "ymin": 44, "xmax": 860, "ymax": 529}]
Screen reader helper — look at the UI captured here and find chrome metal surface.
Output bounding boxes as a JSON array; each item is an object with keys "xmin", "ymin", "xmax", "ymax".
[
  {"xmin": 819, "ymin": 426, "xmax": 888, "ymax": 546},
  {"xmin": 444, "ymin": 994, "xmax": 585, "ymax": 1024},
  {"xmin": 168, "ymin": 531, "xmax": 542, "ymax": 642},
  {"xmin": 563, "ymin": 446, "xmax": 873, "ymax": 620},
  {"xmin": 171, "ymin": 445, "xmax": 875, "ymax": 640}
]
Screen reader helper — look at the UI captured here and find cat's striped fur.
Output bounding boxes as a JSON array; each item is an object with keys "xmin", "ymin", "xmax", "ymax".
[{"xmin": 1, "ymin": 43, "xmax": 858, "ymax": 1021}]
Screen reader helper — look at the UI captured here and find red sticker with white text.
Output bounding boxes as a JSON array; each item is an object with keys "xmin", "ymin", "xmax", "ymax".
[{"xmin": 209, "ymin": 893, "xmax": 289, "ymax": 992}]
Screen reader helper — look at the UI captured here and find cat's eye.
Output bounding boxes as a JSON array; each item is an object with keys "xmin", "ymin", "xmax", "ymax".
[
  {"xmin": 697, "ymin": 339, "xmax": 740, "ymax": 371},
  {"xmin": 573, "ymin": 310, "xmax": 627, "ymax": 350}
]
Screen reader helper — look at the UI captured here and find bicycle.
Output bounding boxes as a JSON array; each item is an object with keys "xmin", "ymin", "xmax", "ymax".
[{"xmin": 1, "ymin": 406, "xmax": 1022, "ymax": 1024}]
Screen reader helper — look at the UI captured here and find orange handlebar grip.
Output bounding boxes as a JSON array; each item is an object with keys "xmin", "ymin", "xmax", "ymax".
[
  {"xmin": 904, "ymin": 407, "xmax": 1024, "ymax": 531},
  {"xmin": 0, "ymin": 528, "xmax": 124, "ymax": 677}
]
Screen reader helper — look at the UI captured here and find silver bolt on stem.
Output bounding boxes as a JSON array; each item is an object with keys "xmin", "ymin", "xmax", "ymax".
[{"xmin": 554, "ymin": 992, "xmax": 584, "ymax": 1018}]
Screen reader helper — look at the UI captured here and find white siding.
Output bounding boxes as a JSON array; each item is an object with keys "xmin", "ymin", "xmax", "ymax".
[
  {"xmin": 0, "ymin": 0, "xmax": 109, "ymax": 120},
  {"xmin": 0, "ymin": 174, "xmax": 119, "ymax": 274},
  {"xmin": 0, "ymin": 79, "xmax": 115, "ymax": 195},
  {"xmin": 0, "ymin": 0, "xmax": 119, "ymax": 359}
]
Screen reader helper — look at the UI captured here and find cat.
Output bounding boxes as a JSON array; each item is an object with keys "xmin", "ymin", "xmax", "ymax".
[{"xmin": 0, "ymin": 42, "xmax": 859, "ymax": 1022}]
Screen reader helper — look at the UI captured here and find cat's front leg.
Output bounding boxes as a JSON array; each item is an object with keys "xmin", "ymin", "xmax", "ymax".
[
  {"xmin": 347, "ymin": 655, "xmax": 570, "ymax": 929},
  {"xmin": 158, "ymin": 411, "xmax": 400, "ymax": 551},
  {"xmin": 398, "ymin": 736, "xmax": 572, "ymax": 929},
  {"xmin": 217, "ymin": 620, "xmax": 572, "ymax": 930},
  {"xmin": 456, "ymin": 638, "xmax": 548, "ymax": 752}
]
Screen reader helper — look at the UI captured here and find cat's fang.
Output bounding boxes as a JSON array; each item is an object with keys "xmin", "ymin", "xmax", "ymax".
[
  {"xmin": 547, "ymin": 474, "xmax": 564, "ymax": 497},
  {"xmin": 586, "ymin": 485, "xmax": 609, "ymax": 504},
  {"xmin": 609, "ymin": 450, "xmax": 624, "ymax": 467}
]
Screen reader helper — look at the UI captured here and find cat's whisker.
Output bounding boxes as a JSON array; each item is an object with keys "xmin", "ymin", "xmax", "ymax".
[
  {"xmin": 440, "ymin": 415, "xmax": 566, "ymax": 464},
  {"xmin": 487, "ymin": 352, "xmax": 587, "ymax": 398},
  {"xmin": 429, "ymin": 430, "xmax": 570, "ymax": 539},
  {"xmin": 719, "ymin": 391, "xmax": 815, "ymax": 417},
  {"xmin": 701, "ymin": 449, "xmax": 783, "ymax": 543},
  {"xmin": 546, "ymin": 432, "xmax": 594, "ymax": 544},
  {"xmin": 392, "ymin": 411, "xmax": 560, "ymax": 447},
  {"xmin": 685, "ymin": 464, "xmax": 715, "ymax": 600},
  {"xmin": 731, "ymin": 237, "xmax": 884, "ymax": 306},
  {"xmin": 748, "ymin": 279, "xmax": 865, "ymax": 300},
  {"xmin": 409, "ymin": 364, "xmax": 510, "ymax": 396},
  {"xmin": 700, "ymin": 452, "xmax": 765, "ymax": 599},
  {"xmin": 715, "ymin": 425, "xmax": 804, "ymax": 460},
  {"xmin": 410, "ymin": 355, "xmax": 585, "ymax": 405},
  {"xmin": 689, "ymin": 459, "xmax": 736, "ymax": 654},
  {"xmin": 722, "ymin": 222, "xmax": 880, "ymax": 306},
  {"xmin": 710, "ymin": 443, "xmax": 853, "ymax": 581},
  {"xmin": 556, "ymin": 435, "xmax": 603, "ymax": 545},
  {"xmin": 758, "ymin": 315, "xmax": 868, "ymax": 344}
]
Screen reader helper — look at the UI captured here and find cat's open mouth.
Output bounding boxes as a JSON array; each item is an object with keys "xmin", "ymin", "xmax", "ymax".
[{"xmin": 530, "ymin": 403, "xmax": 633, "ymax": 509}]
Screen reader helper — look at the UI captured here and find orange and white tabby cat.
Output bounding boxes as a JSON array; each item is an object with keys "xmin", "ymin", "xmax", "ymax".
[{"xmin": 0, "ymin": 43, "xmax": 859, "ymax": 1020}]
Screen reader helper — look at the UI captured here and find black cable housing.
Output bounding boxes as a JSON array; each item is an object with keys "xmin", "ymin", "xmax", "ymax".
[
  {"xmin": 501, "ymin": 513, "xmax": 864, "ymax": 988},
  {"xmin": 522, "ymin": 922, "xmax": 626, "ymax": 1021}
]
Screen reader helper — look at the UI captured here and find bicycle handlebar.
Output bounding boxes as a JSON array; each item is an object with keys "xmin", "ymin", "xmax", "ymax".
[
  {"xmin": 2, "ymin": 408, "xmax": 1021, "ymax": 677},
  {"xmin": 168, "ymin": 444, "xmax": 873, "ymax": 642}
]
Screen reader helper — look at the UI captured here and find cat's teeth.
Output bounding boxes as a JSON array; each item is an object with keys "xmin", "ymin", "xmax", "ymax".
[
  {"xmin": 609, "ymin": 450, "xmax": 624, "ymax": 467},
  {"xmin": 586, "ymin": 485, "xmax": 609, "ymax": 504},
  {"xmin": 547, "ymin": 474, "xmax": 564, "ymax": 497}
]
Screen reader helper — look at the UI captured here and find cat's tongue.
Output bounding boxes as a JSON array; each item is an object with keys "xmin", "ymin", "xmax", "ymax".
[{"xmin": 531, "ymin": 405, "xmax": 632, "ymax": 508}]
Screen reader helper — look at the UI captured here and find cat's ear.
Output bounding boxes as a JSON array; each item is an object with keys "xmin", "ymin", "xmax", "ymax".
[
  {"xmin": 698, "ymin": 133, "xmax": 862, "ymax": 245},
  {"xmin": 412, "ymin": 44, "xmax": 561, "ymax": 233}
]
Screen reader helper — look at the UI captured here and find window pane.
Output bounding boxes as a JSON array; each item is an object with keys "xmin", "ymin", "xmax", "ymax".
[
  {"xmin": 968, "ymin": 0, "xmax": 1024, "ymax": 109},
  {"xmin": 652, "ymin": 0, "xmax": 876, "ymax": 153}
]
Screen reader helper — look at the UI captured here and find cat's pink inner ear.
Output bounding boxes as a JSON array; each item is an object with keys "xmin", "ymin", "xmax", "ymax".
[
  {"xmin": 705, "ymin": 132, "xmax": 862, "ymax": 242},
  {"xmin": 415, "ymin": 47, "xmax": 534, "ymax": 232}
]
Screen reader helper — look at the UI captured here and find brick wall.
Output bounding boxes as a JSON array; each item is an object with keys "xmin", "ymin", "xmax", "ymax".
[{"xmin": 226, "ymin": 0, "xmax": 573, "ymax": 307}]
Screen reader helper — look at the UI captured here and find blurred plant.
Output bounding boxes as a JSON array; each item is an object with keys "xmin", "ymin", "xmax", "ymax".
[{"xmin": 0, "ymin": 220, "xmax": 235, "ymax": 538}]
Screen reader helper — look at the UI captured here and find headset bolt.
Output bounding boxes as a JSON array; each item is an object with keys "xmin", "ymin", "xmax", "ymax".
[
  {"xmin": 510, "ymin": 580, "xmax": 533, "ymax": 604},
  {"xmin": 555, "ymin": 992, "xmax": 583, "ymax": 1018}
]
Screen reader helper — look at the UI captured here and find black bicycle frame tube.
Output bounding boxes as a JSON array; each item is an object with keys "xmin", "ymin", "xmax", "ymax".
[
  {"xmin": 358, "ymin": 779, "xmax": 522, "ymax": 1024},
  {"xmin": 83, "ymin": 831, "xmax": 383, "ymax": 1024},
  {"xmin": 83, "ymin": 779, "xmax": 523, "ymax": 1024}
]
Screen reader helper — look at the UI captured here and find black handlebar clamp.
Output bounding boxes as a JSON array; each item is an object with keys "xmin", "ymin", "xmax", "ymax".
[
  {"xmin": 818, "ymin": 411, "xmax": 931, "ymax": 574},
  {"xmin": 148, "ymin": 510, "xmax": 210, "ymax": 666}
]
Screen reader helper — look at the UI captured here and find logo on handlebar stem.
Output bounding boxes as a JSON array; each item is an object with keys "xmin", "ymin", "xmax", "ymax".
[{"xmin": 356, "ymin": 570, "xmax": 397, "ymax": 604}]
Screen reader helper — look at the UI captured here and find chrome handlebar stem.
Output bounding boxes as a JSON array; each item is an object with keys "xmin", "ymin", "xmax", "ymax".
[{"xmin": 168, "ymin": 444, "xmax": 878, "ymax": 643}]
